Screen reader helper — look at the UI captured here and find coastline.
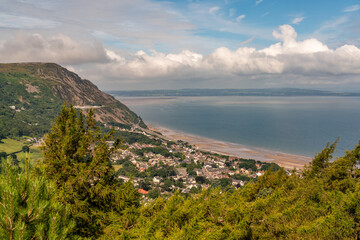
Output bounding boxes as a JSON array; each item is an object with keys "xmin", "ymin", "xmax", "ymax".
[
  {"xmin": 118, "ymin": 96, "xmax": 313, "ymax": 169},
  {"xmin": 148, "ymin": 124, "xmax": 312, "ymax": 169}
]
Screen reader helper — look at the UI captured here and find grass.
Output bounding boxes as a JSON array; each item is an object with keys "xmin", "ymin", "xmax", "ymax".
[
  {"xmin": 0, "ymin": 138, "xmax": 25, "ymax": 154},
  {"xmin": 17, "ymin": 146, "xmax": 43, "ymax": 163},
  {"xmin": 113, "ymin": 164, "xmax": 123, "ymax": 172},
  {"xmin": 0, "ymin": 138, "xmax": 43, "ymax": 164}
]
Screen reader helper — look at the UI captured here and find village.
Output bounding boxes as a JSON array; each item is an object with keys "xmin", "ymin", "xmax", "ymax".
[
  {"xmin": 23, "ymin": 122, "xmax": 283, "ymax": 199},
  {"xmin": 109, "ymin": 126, "xmax": 283, "ymax": 198}
]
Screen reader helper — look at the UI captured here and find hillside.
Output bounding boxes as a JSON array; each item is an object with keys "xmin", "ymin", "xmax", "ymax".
[{"xmin": 0, "ymin": 62, "xmax": 145, "ymax": 138}]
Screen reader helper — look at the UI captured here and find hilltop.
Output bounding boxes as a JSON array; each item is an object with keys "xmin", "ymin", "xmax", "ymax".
[{"xmin": 0, "ymin": 62, "xmax": 145, "ymax": 139}]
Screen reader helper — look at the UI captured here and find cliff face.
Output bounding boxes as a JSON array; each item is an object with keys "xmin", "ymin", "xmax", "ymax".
[
  {"xmin": 0, "ymin": 62, "xmax": 145, "ymax": 137},
  {"xmin": 33, "ymin": 63, "xmax": 143, "ymax": 125}
]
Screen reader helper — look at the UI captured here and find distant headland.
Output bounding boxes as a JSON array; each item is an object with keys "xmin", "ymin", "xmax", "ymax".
[{"xmin": 108, "ymin": 88, "xmax": 360, "ymax": 97}]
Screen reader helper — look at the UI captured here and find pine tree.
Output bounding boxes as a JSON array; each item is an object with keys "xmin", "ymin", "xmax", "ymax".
[
  {"xmin": 0, "ymin": 158, "xmax": 74, "ymax": 239},
  {"xmin": 304, "ymin": 138, "xmax": 338, "ymax": 178},
  {"xmin": 42, "ymin": 105, "xmax": 140, "ymax": 238}
]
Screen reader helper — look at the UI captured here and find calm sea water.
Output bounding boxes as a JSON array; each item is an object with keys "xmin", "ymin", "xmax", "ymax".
[{"xmin": 118, "ymin": 96, "xmax": 360, "ymax": 157}]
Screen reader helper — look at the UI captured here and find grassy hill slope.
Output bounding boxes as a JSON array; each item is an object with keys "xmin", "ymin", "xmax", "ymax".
[{"xmin": 0, "ymin": 62, "xmax": 145, "ymax": 138}]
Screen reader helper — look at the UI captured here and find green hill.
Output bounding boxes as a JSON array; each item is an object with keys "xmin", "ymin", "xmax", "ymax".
[{"xmin": 0, "ymin": 62, "xmax": 145, "ymax": 139}]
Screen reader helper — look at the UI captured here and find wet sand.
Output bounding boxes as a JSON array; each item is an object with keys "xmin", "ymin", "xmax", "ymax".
[{"xmin": 149, "ymin": 125, "xmax": 312, "ymax": 169}]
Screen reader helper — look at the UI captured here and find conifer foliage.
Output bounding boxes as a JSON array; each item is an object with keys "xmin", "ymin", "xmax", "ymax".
[
  {"xmin": 116, "ymin": 139, "xmax": 360, "ymax": 239},
  {"xmin": 42, "ymin": 105, "xmax": 140, "ymax": 239},
  {"xmin": 0, "ymin": 158, "xmax": 74, "ymax": 239},
  {"xmin": 3, "ymin": 105, "xmax": 360, "ymax": 239}
]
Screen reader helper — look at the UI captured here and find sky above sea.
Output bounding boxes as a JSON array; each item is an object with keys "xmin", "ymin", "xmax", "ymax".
[{"xmin": 0, "ymin": 0, "xmax": 359, "ymax": 90}]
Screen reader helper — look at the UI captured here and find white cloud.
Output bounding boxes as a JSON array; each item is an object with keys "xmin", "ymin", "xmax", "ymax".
[
  {"xmin": 1, "ymin": 25, "xmax": 358, "ymax": 89},
  {"xmin": 262, "ymin": 25, "xmax": 329, "ymax": 56},
  {"xmin": 0, "ymin": 0, "xmax": 359, "ymax": 90},
  {"xmin": 1, "ymin": 0, "xmax": 195, "ymax": 51},
  {"xmin": 343, "ymin": 5, "xmax": 360, "ymax": 12},
  {"xmin": 0, "ymin": 33, "xmax": 108, "ymax": 64},
  {"xmin": 84, "ymin": 25, "xmax": 360, "ymax": 88},
  {"xmin": 292, "ymin": 17, "xmax": 304, "ymax": 24},
  {"xmin": 236, "ymin": 15, "xmax": 246, "ymax": 22},
  {"xmin": 209, "ymin": 6, "xmax": 220, "ymax": 14},
  {"xmin": 0, "ymin": 13, "xmax": 60, "ymax": 29}
]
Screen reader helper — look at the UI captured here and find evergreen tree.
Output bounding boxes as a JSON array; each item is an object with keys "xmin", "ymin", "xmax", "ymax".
[
  {"xmin": 22, "ymin": 145, "xmax": 30, "ymax": 153},
  {"xmin": 0, "ymin": 152, "xmax": 6, "ymax": 159},
  {"xmin": 0, "ymin": 158, "xmax": 74, "ymax": 239},
  {"xmin": 42, "ymin": 105, "xmax": 140, "ymax": 238},
  {"xmin": 10, "ymin": 154, "xmax": 19, "ymax": 167},
  {"xmin": 305, "ymin": 138, "xmax": 338, "ymax": 178}
]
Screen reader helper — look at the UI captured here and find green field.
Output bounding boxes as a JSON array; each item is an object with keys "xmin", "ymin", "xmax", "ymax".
[
  {"xmin": 0, "ymin": 138, "xmax": 43, "ymax": 163},
  {"xmin": 0, "ymin": 138, "xmax": 25, "ymax": 154},
  {"xmin": 113, "ymin": 164, "xmax": 123, "ymax": 172},
  {"xmin": 17, "ymin": 146, "xmax": 43, "ymax": 163}
]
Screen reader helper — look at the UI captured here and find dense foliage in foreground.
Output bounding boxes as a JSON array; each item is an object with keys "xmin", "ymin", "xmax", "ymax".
[
  {"xmin": 117, "ymin": 140, "xmax": 360, "ymax": 239},
  {"xmin": 1, "ymin": 106, "xmax": 360, "ymax": 239}
]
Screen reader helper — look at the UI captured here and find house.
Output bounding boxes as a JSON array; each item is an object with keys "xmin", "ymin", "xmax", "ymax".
[
  {"xmin": 138, "ymin": 189, "xmax": 149, "ymax": 195},
  {"xmin": 153, "ymin": 176, "xmax": 161, "ymax": 184},
  {"xmin": 106, "ymin": 141, "xmax": 114, "ymax": 147},
  {"xmin": 182, "ymin": 158, "xmax": 192, "ymax": 164},
  {"xmin": 181, "ymin": 189, "xmax": 190, "ymax": 194},
  {"xmin": 118, "ymin": 175, "xmax": 130, "ymax": 182},
  {"xmin": 194, "ymin": 168, "xmax": 204, "ymax": 176},
  {"xmin": 232, "ymin": 180, "xmax": 245, "ymax": 187},
  {"xmin": 176, "ymin": 168, "xmax": 188, "ymax": 177}
]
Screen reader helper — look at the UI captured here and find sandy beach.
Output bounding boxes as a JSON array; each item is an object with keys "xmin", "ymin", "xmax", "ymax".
[
  {"xmin": 118, "ymin": 96, "xmax": 313, "ymax": 169},
  {"xmin": 149, "ymin": 125, "xmax": 312, "ymax": 169}
]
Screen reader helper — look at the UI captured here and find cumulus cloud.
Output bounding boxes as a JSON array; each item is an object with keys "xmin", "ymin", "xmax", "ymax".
[
  {"xmin": 0, "ymin": 33, "xmax": 108, "ymax": 64},
  {"xmin": 85, "ymin": 24, "xmax": 360, "ymax": 87},
  {"xmin": 263, "ymin": 24, "xmax": 330, "ymax": 56},
  {"xmin": 1, "ymin": 25, "xmax": 359, "ymax": 89}
]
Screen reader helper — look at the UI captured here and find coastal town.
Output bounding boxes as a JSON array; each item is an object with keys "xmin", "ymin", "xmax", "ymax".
[{"xmin": 108, "ymin": 125, "xmax": 282, "ymax": 199}]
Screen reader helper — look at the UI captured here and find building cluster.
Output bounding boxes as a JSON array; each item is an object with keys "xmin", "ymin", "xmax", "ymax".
[{"xmin": 110, "ymin": 128, "xmax": 272, "ymax": 197}]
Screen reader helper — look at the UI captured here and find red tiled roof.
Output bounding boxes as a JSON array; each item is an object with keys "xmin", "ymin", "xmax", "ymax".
[{"xmin": 138, "ymin": 189, "xmax": 149, "ymax": 195}]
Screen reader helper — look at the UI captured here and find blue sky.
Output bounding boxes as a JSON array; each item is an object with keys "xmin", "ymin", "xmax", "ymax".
[
  {"xmin": 0, "ymin": 0, "xmax": 359, "ymax": 90},
  {"xmin": 150, "ymin": 0, "xmax": 360, "ymax": 50}
]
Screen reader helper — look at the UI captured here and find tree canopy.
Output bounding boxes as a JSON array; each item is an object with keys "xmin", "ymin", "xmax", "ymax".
[
  {"xmin": 3, "ymin": 105, "xmax": 360, "ymax": 239},
  {"xmin": 41, "ymin": 105, "xmax": 140, "ymax": 239}
]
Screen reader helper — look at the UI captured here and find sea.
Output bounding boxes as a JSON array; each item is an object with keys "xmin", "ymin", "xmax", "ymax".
[{"xmin": 116, "ymin": 96, "xmax": 360, "ymax": 158}]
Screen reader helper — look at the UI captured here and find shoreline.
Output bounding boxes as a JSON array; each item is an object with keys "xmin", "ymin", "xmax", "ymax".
[{"xmin": 148, "ymin": 124, "xmax": 312, "ymax": 169}]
